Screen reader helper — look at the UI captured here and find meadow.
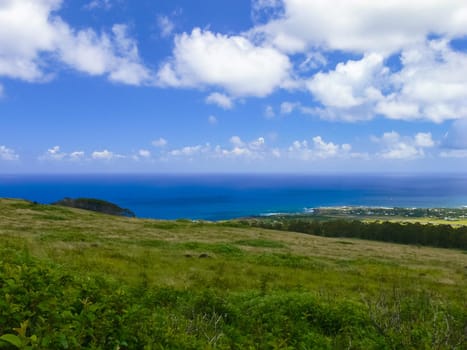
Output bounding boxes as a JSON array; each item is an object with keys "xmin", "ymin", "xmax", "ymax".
[{"xmin": 0, "ymin": 198, "xmax": 466, "ymax": 349}]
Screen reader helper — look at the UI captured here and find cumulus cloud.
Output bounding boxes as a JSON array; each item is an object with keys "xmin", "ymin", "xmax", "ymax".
[
  {"xmin": 249, "ymin": 137, "xmax": 265, "ymax": 149},
  {"xmin": 40, "ymin": 146, "xmax": 85, "ymax": 161},
  {"xmin": 169, "ymin": 144, "xmax": 210, "ymax": 157},
  {"xmin": 373, "ymin": 131, "xmax": 435, "ymax": 159},
  {"xmin": 0, "ymin": 145, "xmax": 19, "ymax": 161},
  {"xmin": 252, "ymin": 0, "xmax": 467, "ymax": 54},
  {"xmin": 164, "ymin": 136, "xmax": 271, "ymax": 161},
  {"xmin": 42, "ymin": 146, "xmax": 66, "ymax": 160},
  {"xmin": 308, "ymin": 54, "xmax": 386, "ymax": 109},
  {"xmin": 249, "ymin": 1, "xmax": 467, "ymax": 123},
  {"xmin": 152, "ymin": 137, "xmax": 168, "ymax": 147},
  {"xmin": 305, "ymin": 54, "xmax": 388, "ymax": 121},
  {"xmin": 297, "ymin": 39, "xmax": 467, "ymax": 123},
  {"xmin": 217, "ymin": 136, "xmax": 267, "ymax": 159},
  {"xmin": 376, "ymin": 40, "xmax": 467, "ymax": 123},
  {"xmin": 92, "ymin": 149, "xmax": 123, "ymax": 160},
  {"xmin": 288, "ymin": 136, "xmax": 354, "ymax": 160},
  {"xmin": 414, "ymin": 132, "xmax": 435, "ymax": 148},
  {"xmin": 156, "ymin": 28, "xmax": 291, "ymax": 97},
  {"xmin": 205, "ymin": 92, "xmax": 233, "ymax": 109},
  {"xmin": 138, "ymin": 149, "xmax": 151, "ymax": 158},
  {"xmin": 160, "ymin": 135, "xmax": 362, "ymax": 162},
  {"xmin": 0, "ymin": 0, "xmax": 151, "ymax": 85},
  {"xmin": 229, "ymin": 136, "xmax": 245, "ymax": 147},
  {"xmin": 39, "ymin": 146, "xmax": 140, "ymax": 162},
  {"xmin": 69, "ymin": 151, "xmax": 85, "ymax": 160}
]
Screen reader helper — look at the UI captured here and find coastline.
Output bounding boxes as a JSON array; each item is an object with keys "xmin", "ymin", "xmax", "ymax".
[{"xmin": 1, "ymin": 173, "xmax": 467, "ymax": 220}]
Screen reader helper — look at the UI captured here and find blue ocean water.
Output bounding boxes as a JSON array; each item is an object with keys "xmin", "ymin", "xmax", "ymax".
[{"xmin": 1, "ymin": 174, "xmax": 467, "ymax": 220}]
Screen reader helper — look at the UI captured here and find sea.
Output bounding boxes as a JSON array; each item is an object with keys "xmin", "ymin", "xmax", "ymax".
[{"xmin": 1, "ymin": 174, "xmax": 467, "ymax": 221}]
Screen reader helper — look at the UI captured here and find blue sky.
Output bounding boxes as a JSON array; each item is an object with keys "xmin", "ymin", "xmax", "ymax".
[{"xmin": 1, "ymin": 0, "xmax": 467, "ymax": 173}]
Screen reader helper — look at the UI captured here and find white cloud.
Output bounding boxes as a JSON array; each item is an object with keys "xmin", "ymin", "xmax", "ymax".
[
  {"xmin": 277, "ymin": 101, "xmax": 317, "ymax": 117},
  {"xmin": 312, "ymin": 136, "xmax": 341, "ymax": 158},
  {"xmin": 165, "ymin": 136, "xmax": 271, "ymax": 161},
  {"xmin": 249, "ymin": 137, "xmax": 265, "ymax": 150},
  {"xmin": 208, "ymin": 115, "xmax": 218, "ymax": 125},
  {"xmin": 69, "ymin": 151, "xmax": 85, "ymax": 160},
  {"xmin": 43, "ymin": 145, "xmax": 66, "ymax": 160},
  {"xmin": 157, "ymin": 15, "xmax": 175, "ymax": 38},
  {"xmin": 226, "ymin": 147, "xmax": 252, "ymax": 157},
  {"xmin": 56, "ymin": 23, "xmax": 152, "ymax": 85},
  {"xmin": 138, "ymin": 149, "xmax": 151, "ymax": 158},
  {"xmin": 373, "ymin": 131, "xmax": 435, "ymax": 160},
  {"xmin": 376, "ymin": 40, "xmax": 467, "ymax": 123},
  {"xmin": 253, "ymin": 0, "xmax": 467, "ymax": 54},
  {"xmin": 205, "ymin": 92, "xmax": 233, "ymax": 109},
  {"xmin": 301, "ymin": 39, "xmax": 467, "ymax": 123},
  {"xmin": 40, "ymin": 146, "xmax": 85, "ymax": 161},
  {"xmin": 307, "ymin": 53, "xmax": 386, "ymax": 111},
  {"xmin": 288, "ymin": 136, "xmax": 354, "ymax": 160},
  {"xmin": 440, "ymin": 149, "xmax": 467, "ymax": 158},
  {"xmin": 0, "ymin": 0, "xmax": 151, "ymax": 85},
  {"xmin": 414, "ymin": 132, "xmax": 435, "ymax": 148},
  {"xmin": 0, "ymin": 0, "xmax": 59, "ymax": 81},
  {"xmin": 374, "ymin": 100, "xmax": 420, "ymax": 120},
  {"xmin": 280, "ymin": 101, "xmax": 300, "ymax": 114},
  {"xmin": 152, "ymin": 137, "xmax": 168, "ymax": 147},
  {"xmin": 169, "ymin": 144, "xmax": 210, "ymax": 157},
  {"xmin": 218, "ymin": 136, "xmax": 268, "ymax": 159},
  {"xmin": 157, "ymin": 28, "xmax": 291, "ymax": 97},
  {"xmin": 0, "ymin": 145, "xmax": 19, "ymax": 161},
  {"xmin": 249, "ymin": 1, "xmax": 467, "ymax": 123},
  {"xmin": 271, "ymin": 148, "xmax": 281, "ymax": 158},
  {"xmin": 92, "ymin": 149, "xmax": 122, "ymax": 160},
  {"xmin": 229, "ymin": 136, "xmax": 245, "ymax": 147}
]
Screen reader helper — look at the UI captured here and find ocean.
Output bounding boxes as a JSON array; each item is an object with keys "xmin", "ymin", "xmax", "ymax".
[{"xmin": 1, "ymin": 174, "xmax": 467, "ymax": 220}]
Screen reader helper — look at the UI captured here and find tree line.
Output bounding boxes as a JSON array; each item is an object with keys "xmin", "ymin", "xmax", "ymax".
[{"xmin": 248, "ymin": 219, "xmax": 467, "ymax": 249}]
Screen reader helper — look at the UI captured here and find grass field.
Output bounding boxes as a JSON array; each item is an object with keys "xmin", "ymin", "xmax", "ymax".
[
  {"xmin": 363, "ymin": 216, "xmax": 467, "ymax": 227},
  {"xmin": 0, "ymin": 198, "xmax": 466, "ymax": 349}
]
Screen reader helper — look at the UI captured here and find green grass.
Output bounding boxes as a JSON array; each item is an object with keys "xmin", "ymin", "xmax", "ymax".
[
  {"xmin": 0, "ymin": 198, "xmax": 466, "ymax": 349},
  {"xmin": 234, "ymin": 238, "xmax": 287, "ymax": 248}
]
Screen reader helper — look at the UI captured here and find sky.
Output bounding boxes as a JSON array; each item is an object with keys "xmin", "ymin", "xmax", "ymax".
[{"xmin": 1, "ymin": 0, "xmax": 467, "ymax": 173}]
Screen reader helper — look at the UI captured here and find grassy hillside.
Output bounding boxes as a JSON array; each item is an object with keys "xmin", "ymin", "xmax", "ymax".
[{"xmin": 0, "ymin": 198, "xmax": 466, "ymax": 349}]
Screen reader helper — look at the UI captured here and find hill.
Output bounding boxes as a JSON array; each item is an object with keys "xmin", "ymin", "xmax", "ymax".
[
  {"xmin": 0, "ymin": 198, "xmax": 466, "ymax": 349},
  {"xmin": 52, "ymin": 197, "xmax": 135, "ymax": 217}
]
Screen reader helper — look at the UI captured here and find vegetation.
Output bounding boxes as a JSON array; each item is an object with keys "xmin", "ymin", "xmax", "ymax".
[
  {"xmin": 279, "ymin": 206, "xmax": 467, "ymax": 226},
  {"xmin": 0, "ymin": 198, "xmax": 466, "ymax": 349},
  {"xmin": 245, "ymin": 218, "xmax": 467, "ymax": 249},
  {"xmin": 52, "ymin": 198, "xmax": 135, "ymax": 217},
  {"xmin": 312, "ymin": 206, "xmax": 467, "ymax": 221}
]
